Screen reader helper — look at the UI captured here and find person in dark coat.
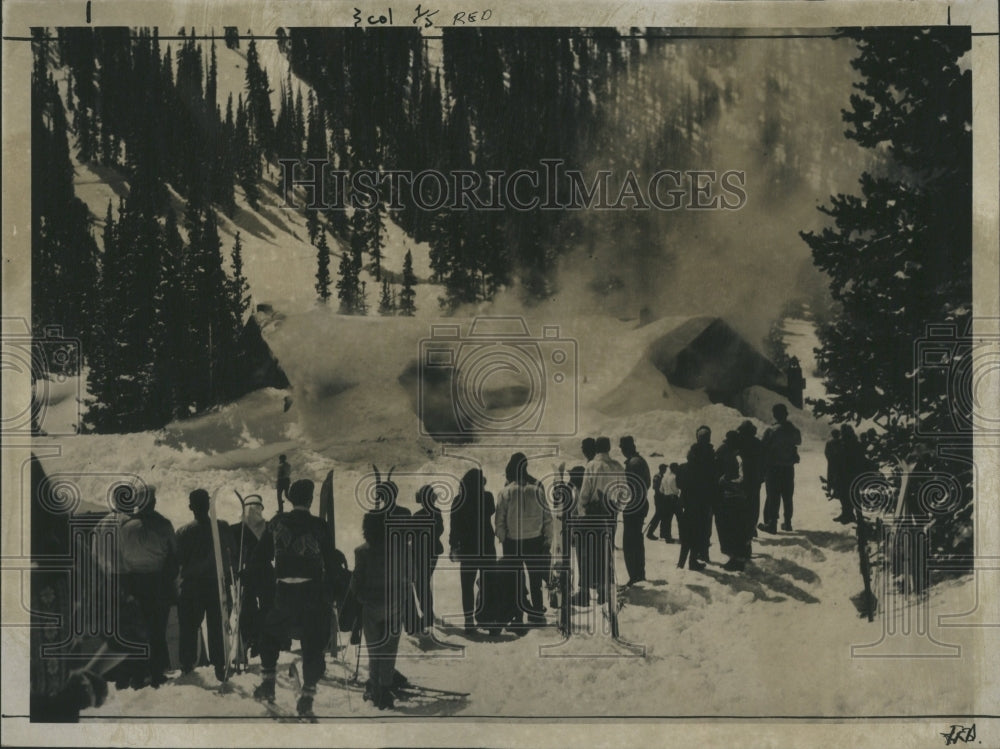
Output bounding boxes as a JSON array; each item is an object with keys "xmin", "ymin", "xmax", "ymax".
[
  {"xmin": 824, "ymin": 428, "xmax": 842, "ymax": 501},
  {"xmin": 619, "ymin": 436, "xmax": 650, "ymax": 586},
  {"xmin": 175, "ymin": 489, "xmax": 235, "ymax": 682},
  {"xmin": 737, "ymin": 420, "xmax": 764, "ymax": 539},
  {"xmin": 449, "ymin": 468, "xmax": 497, "ymax": 633},
  {"xmin": 715, "ymin": 431, "xmax": 751, "ymax": 571},
  {"xmin": 412, "ymin": 485, "xmax": 444, "ymax": 634},
  {"xmin": 834, "ymin": 425, "xmax": 868, "ymax": 523},
  {"xmin": 647, "ymin": 464, "xmax": 669, "ymax": 541},
  {"xmin": 249, "ymin": 479, "xmax": 339, "ymax": 717},
  {"xmin": 677, "ymin": 426, "xmax": 717, "ymax": 570},
  {"xmin": 351, "ymin": 511, "xmax": 406, "ymax": 710},
  {"xmin": 275, "ymin": 455, "xmax": 291, "ymax": 514},
  {"xmin": 759, "ymin": 403, "xmax": 802, "ymax": 533},
  {"xmin": 230, "ymin": 496, "xmax": 268, "ymax": 658}
]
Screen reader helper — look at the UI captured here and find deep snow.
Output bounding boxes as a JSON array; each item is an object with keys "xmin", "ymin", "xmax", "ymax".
[{"xmin": 33, "ymin": 37, "xmax": 986, "ymax": 723}]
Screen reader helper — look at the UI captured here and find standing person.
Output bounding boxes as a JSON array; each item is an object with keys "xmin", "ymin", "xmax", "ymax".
[
  {"xmin": 576, "ymin": 437, "xmax": 624, "ymax": 604},
  {"xmin": 824, "ymin": 428, "xmax": 843, "ymax": 505},
  {"xmin": 619, "ymin": 436, "xmax": 650, "ymax": 586},
  {"xmin": 351, "ymin": 511, "xmax": 405, "ymax": 710},
  {"xmin": 411, "ymin": 485, "xmax": 444, "ymax": 635},
  {"xmin": 715, "ymin": 431, "xmax": 751, "ymax": 571},
  {"xmin": 662, "ymin": 463, "xmax": 682, "ymax": 543},
  {"xmin": 759, "ymin": 403, "xmax": 802, "ymax": 534},
  {"xmin": 249, "ymin": 479, "xmax": 339, "ymax": 718},
  {"xmin": 678, "ymin": 426, "xmax": 717, "ymax": 568},
  {"xmin": 647, "ymin": 464, "xmax": 668, "ymax": 542},
  {"xmin": 118, "ymin": 486, "xmax": 177, "ymax": 688},
  {"xmin": 495, "ymin": 453, "xmax": 552, "ymax": 627},
  {"xmin": 674, "ymin": 460, "xmax": 697, "ymax": 570},
  {"xmin": 230, "ymin": 496, "xmax": 268, "ymax": 658},
  {"xmin": 175, "ymin": 490, "xmax": 235, "ymax": 682},
  {"xmin": 91, "ymin": 486, "xmax": 144, "ymax": 692},
  {"xmin": 737, "ymin": 420, "xmax": 764, "ymax": 539},
  {"xmin": 449, "ymin": 469, "xmax": 497, "ymax": 633},
  {"xmin": 834, "ymin": 426, "xmax": 868, "ymax": 524},
  {"xmin": 275, "ymin": 455, "xmax": 291, "ymax": 514}
]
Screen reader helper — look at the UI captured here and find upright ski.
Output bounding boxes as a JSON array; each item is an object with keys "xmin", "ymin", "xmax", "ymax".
[
  {"xmin": 208, "ymin": 488, "xmax": 234, "ymax": 682},
  {"xmin": 230, "ymin": 490, "xmax": 254, "ymax": 673},
  {"xmin": 318, "ymin": 470, "xmax": 342, "ymax": 658},
  {"xmin": 319, "ymin": 470, "xmax": 335, "ymax": 547}
]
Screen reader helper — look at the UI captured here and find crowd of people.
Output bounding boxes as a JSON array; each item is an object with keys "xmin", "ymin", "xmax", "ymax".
[{"xmin": 32, "ymin": 401, "xmax": 830, "ymax": 719}]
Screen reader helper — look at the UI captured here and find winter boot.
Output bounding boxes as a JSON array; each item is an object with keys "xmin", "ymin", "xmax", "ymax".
[
  {"xmin": 296, "ymin": 681, "xmax": 318, "ymax": 718},
  {"xmin": 253, "ymin": 679, "xmax": 276, "ymax": 703},
  {"xmin": 392, "ymin": 669, "xmax": 410, "ymax": 689},
  {"xmin": 296, "ymin": 694, "xmax": 314, "ymax": 718},
  {"xmin": 375, "ymin": 686, "xmax": 395, "ymax": 710}
]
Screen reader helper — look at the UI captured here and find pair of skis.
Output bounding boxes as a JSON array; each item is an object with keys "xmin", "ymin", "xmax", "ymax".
[{"xmin": 209, "ymin": 488, "xmax": 264, "ymax": 681}]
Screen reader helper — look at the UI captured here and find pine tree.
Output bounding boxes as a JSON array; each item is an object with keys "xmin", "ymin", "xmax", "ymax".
[
  {"xmin": 801, "ymin": 28, "xmax": 971, "ymax": 460},
  {"xmin": 229, "ymin": 231, "xmax": 251, "ymax": 326},
  {"xmin": 336, "ymin": 249, "xmax": 361, "ymax": 314},
  {"xmin": 244, "ymin": 37, "xmax": 275, "ymax": 157},
  {"xmin": 399, "ymin": 249, "xmax": 417, "ymax": 316},
  {"xmin": 315, "ymin": 230, "xmax": 332, "ymax": 303},
  {"xmin": 377, "ymin": 277, "xmax": 395, "ymax": 315},
  {"xmin": 800, "ymin": 27, "xmax": 972, "ymax": 569}
]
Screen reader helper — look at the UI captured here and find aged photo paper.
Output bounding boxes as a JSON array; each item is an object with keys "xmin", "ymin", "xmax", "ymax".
[{"xmin": 2, "ymin": 1, "xmax": 998, "ymax": 747}]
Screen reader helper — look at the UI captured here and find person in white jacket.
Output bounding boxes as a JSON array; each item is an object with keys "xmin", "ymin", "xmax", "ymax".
[
  {"xmin": 574, "ymin": 437, "xmax": 625, "ymax": 605},
  {"xmin": 495, "ymin": 453, "xmax": 552, "ymax": 627}
]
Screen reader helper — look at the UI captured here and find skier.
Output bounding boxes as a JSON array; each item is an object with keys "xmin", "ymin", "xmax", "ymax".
[
  {"xmin": 175, "ymin": 489, "xmax": 235, "ymax": 682},
  {"xmin": 758, "ymin": 403, "xmax": 802, "ymax": 534},
  {"xmin": 495, "ymin": 452, "xmax": 552, "ymax": 628},
  {"xmin": 575, "ymin": 437, "xmax": 624, "ymax": 605},
  {"xmin": 117, "ymin": 485, "xmax": 177, "ymax": 688},
  {"xmin": 350, "ymin": 510, "xmax": 405, "ymax": 710},
  {"xmin": 677, "ymin": 426, "xmax": 716, "ymax": 570},
  {"xmin": 411, "ymin": 485, "xmax": 444, "ymax": 635},
  {"xmin": 276, "ymin": 455, "xmax": 291, "ymax": 514},
  {"xmin": 619, "ymin": 436, "xmax": 650, "ymax": 586},
  {"xmin": 249, "ymin": 479, "xmax": 340, "ymax": 718},
  {"xmin": 715, "ymin": 431, "xmax": 751, "ymax": 571},
  {"xmin": 231, "ymin": 496, "xmax": 267, "ymax": 658},
  {"xmin": 737, "ymin": 420, "xmax": 764, "ymax": 538},
  {"xmin": 449, "ymin": 468, "xmax": 497, "ymax": 633}
]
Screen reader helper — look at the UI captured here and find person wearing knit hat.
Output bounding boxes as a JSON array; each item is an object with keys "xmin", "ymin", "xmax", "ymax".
[
  {"xmin": 117, "ymin": 484, "xmax": 177, "ymax": 688},
  {"xmin": 248, "ymin": 477, "xmax": 343, "ymax": 718}
]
